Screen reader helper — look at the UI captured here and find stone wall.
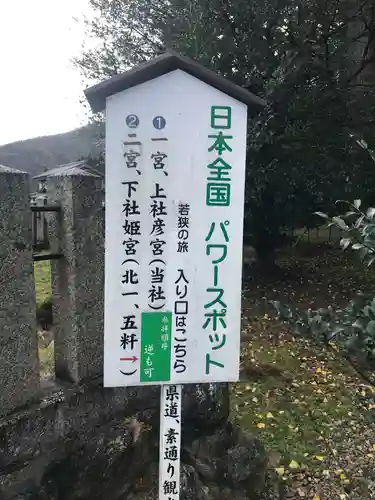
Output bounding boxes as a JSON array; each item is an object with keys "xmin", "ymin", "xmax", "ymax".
[
  {"xmin": 0, "ymin": 166, "xmax": 280, "ymax": 500},
  {"xmin": 1, "ymin": 381, "xmax": 279, "ymax": 500}
]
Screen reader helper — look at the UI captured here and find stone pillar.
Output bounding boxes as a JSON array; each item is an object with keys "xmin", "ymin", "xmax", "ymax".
[
  {"xmin": 48, "ymin": 171, "xmax": 104, "ymax": 383},
  {"xmin": 0, "ymin": 165, "xmax": 40, "ymax": 417}
]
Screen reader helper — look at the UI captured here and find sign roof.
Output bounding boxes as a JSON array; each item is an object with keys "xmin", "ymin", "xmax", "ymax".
[{"xmin": 84, "ymin": 50, "xmax": 266, "ymax": 114}]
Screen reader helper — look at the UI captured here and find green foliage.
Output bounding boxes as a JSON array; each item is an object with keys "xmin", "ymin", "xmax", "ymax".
[
  {"xmin": 316, "ymin": 199, "xmax": 375, "ymax": 267},
  {"xmin": 273, "ymin": 199, "xmax": 375, "ymax": 366},
  {"xmin": 76, "ymin": 0, "xmax": 375, "ymax": 256},
  {"xmin": 273, "ymin": 294, "xmax": 375, "ymax": 364}
]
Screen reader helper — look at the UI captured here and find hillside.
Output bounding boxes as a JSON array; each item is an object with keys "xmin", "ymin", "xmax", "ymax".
[{"xmin": 0, "ymin": 123, "xmax": 104, "ymax": 176}]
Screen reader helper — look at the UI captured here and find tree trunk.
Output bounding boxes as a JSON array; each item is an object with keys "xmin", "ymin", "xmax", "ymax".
[
  {"xmin": 252, "ymin": 229, "xmax": 278, "ymax": 271},
  {"xmin": 256, "ymin": 246, "xmax": 277, "ymax": 270}
]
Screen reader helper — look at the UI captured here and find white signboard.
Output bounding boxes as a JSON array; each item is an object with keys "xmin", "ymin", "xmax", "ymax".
[
  {"xmin": 104, "ymin": 68, "xmax": 247, "ymax": 387},
  {"xmin": 159, "ymin": 384, "xmax": 182, "ymax": 499}
]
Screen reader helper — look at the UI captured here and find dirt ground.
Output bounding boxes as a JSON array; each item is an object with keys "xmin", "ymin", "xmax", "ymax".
[{"xmin": 234, "ymin": 242, "xmax": 375, "ymax": 499}]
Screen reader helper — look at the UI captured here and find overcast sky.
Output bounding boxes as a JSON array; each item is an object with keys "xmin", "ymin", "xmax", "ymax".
[{"xmin": 0, "ymin": 1, "xmax": 91, "ymax": 146}]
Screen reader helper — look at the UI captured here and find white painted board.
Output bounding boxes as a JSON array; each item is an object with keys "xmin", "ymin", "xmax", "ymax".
[
  {"xmin": 104, "ymin": 69, "xmax": 247, "ymax": 386},
  {"xmin": 159, "ymin": 384, "xmax": 182, "ymax": 499}
]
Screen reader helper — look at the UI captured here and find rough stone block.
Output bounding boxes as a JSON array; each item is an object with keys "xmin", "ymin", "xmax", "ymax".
[
  {"xmin": 48, "ymin": 172, "xmax": 104, "ymax": 383},
  {"xmin": 0, "ymin": 165, "xmax": 40, "ymax": 417}
]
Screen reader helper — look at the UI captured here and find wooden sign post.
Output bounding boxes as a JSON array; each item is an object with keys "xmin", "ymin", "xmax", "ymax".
[{"xmin": 85, "ymin": 51, "xmax": 264, "ymax": 499}]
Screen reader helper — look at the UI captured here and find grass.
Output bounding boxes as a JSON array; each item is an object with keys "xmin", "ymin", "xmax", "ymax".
[
  {"xmin": 33, "ymin": 260, "xmax": 52, "ymax": 307},
  {"xmin": 33, "ymin": 260, "xmax": 53, "ymax": 378},
  {"xmin": 233, "ymin": 243, "xmax": 375, "ymax": 498}
]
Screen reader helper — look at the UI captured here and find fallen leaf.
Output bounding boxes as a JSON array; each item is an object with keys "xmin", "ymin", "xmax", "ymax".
[
  {"xmin": 289, "ymin": 460, "xmax": 299, "ymax": 469},
  {"xmin": 257, "ymin": 422, "xmax": 265, "ymax": 429},
  {"xmin": 275, "ymin": 467, "xmax": 285, "ymax": 476}
]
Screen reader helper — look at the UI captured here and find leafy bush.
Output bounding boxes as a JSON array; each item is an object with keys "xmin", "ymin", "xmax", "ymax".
[
  {"xmin": 316, "ymin": 199, "xmax": 375, "ymax": 267},
  {"xmin": 272, "ymin": 200, "xmax": 375, "ymax": 367}
]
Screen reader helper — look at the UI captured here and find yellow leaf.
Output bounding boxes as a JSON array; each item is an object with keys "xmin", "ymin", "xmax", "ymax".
[
  {"xmin": 316, "ymin": 367, "xmax": 322, "ymax": 373},
  {"xmin": 315, "ymin": 455, "xmax": 325, "ymax": 461},
  {"xmin": 289, "ymin": 460, "xmax": 299, "ymax": 469},
  {"xmin": 372, "ymin": 444, "xmax": 375, "ymax": 450},
  {"xmin": 340, "ymin": 473, "xmax": 346, "ymax": 480},
  {"xmin": 312, "ymin": 496, "xmax": 320, "ymax": 500},
  {"xmin": 275, "ymin": 467, "xmax": 285, "ymax": 476},
  {"xmin": 266, "ymin": 412, "xmax": 274, "ymax": 419},
  {"xmin": 257, "ymin": 422, "xmax": 266, "ymax": 429}
]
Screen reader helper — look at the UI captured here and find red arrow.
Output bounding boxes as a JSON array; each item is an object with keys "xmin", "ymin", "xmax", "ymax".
[{"xmin": 120, "ymin": 356, "xmax": 138, "ymax": 362}]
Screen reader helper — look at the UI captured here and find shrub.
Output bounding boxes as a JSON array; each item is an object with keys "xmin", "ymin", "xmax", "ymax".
[{"xmin": 272, "ymin": 200, "xmax": 375, "ymax": 368}]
